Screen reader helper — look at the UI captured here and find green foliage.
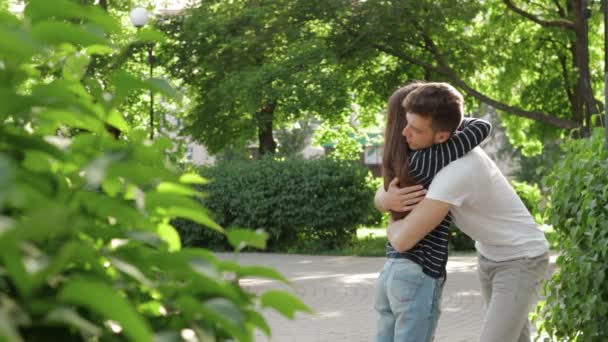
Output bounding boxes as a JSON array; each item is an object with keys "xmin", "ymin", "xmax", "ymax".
[
  {"xmin": 449, "ymin": 227, "xmax": 476, "ymax": 252},
  {"xmin": 511, "ymin": 180, "xmax": 546, "ymax": 224},
  {"xmin": 275, "ymin": 120, "xmax": 315, "ymax": 158},
  {"xmin": 176, "ymin": 158, "xmax": 378, "ymax": 251},
  {"xmin": 0, "ymin": 2, "xmax": 309, "ymax": 341},
  {"xmin": 362, "ymin": 175, "xmax": 388, "ymax": 227},
  {"xmin": 535, "ymin": 128, "xmax": 608, "ymax": 340},
  {"xmin": 313, "ymin": 120, "xmax": 364, "ymax": 161},
  {"xmin": 310, "ymin": 0, "xmax": 605, "ymax": 153},
  {"xmin": 511, "ymin": 140, "xmax": 563, "ymax": 184},
  {"xmin": 158, "ymin": 0, "xmax": 352, "ymax": 153}
]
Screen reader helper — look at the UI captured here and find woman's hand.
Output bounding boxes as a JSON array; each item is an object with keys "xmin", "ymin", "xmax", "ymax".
[{"xmin": 375, "ymin": 178, "xmax": 426, "ymax": 212}]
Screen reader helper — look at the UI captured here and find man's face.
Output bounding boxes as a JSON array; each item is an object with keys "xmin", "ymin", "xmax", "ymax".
[{"xmin": 402, "ymin": 112, "xmax": 450, "ymax": 150}]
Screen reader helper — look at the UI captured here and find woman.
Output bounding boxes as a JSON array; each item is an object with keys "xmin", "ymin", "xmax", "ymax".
[{"xmin": 375, "ymin": 81, "xmax": 492, "ymax": 342}]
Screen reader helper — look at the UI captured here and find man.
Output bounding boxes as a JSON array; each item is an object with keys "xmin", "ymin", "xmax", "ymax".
[
  {"xmin": 375, "ymin": 82, "xmax": 492, "ymax": 342},
  {"xmin": 376, "ymin": 86, "xmax": 549, "ymax": 342}
]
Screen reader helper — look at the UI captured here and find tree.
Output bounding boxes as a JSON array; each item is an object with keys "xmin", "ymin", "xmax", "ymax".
[
  {"xmin": 159, "ymin": 0, "xmax": 352, "ymax": 155},
  {"xmin": 309, "ymin": 0, "xmax": 604, "ymax": 153},
  {"xmin": 498, "ymin": 0, "xmax": 603, "ymax": 131}
]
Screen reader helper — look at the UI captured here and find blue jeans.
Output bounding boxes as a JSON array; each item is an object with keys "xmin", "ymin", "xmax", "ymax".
[{"xmin": 374, "ymin": 258, "xmax": 445, "ymax": 342}]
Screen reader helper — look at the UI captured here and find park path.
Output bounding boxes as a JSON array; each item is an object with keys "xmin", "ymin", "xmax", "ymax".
[{"xmin": 217, "ymin": 252, "xmax": 556, "ymax": 342}]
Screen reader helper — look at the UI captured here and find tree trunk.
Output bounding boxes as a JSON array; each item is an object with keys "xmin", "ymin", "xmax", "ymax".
[
  {"xmin": 257, "ymin": 102, "xmax": 277, "ymax": 155},
  {"xmin": 573, "ymin": 0, "xmax": 596, "ymax": 133},
  {"xmin": 570, "ymin": 42, "xmax": 584, "ymax": 124},
  {"xmin": 605, "ymin": 0, "xmax": 608, "ymax": 149}
]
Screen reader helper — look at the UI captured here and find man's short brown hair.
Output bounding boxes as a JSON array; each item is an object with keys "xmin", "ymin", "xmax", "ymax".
[{"xmin": 402, "ymin": 82, "xmax": 464, "ymax": 133}]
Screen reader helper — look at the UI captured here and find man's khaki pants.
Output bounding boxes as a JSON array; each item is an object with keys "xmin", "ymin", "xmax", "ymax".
[{"xmin": 477, "ymin": 252, "xmax": 549, "ymax": 342}]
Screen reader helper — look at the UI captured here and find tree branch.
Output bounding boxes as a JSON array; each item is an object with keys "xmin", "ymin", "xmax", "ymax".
[
  {"xmin": 529, "ymin": 0, "xmax": 558, "ymax": 14},
  {"xmin": 372, "ymin": 43, "xmax": 580, "ymax": 129},
  {"xmin": 554, "ymin": 46, "xmax": 575, "ymax": 110},
  {"xmin": 503, "ymin": 0, "xmax": 575, "ymax": 29},
  {"xmin": 552, "ymin": 0, "xmax": 566, "ymax": 17}
]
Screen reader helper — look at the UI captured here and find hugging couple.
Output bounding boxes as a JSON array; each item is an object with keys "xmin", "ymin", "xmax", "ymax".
[{"xmin": 374, "ymin": 81, "xmax": 549, "ymax": 342}]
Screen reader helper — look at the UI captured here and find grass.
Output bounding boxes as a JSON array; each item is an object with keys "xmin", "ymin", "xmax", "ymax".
[
  {"xmin": 284, "ymin": 225, "xmax": 560, "ymax": 257},
  {"xmin": 348, "ymin": 227, "xmax": 390, "ymax": 256}
]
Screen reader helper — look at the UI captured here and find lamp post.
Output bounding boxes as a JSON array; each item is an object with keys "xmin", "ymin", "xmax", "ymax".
[{"xmin": 130, "ymin": 7, "xmax": 156, "ymax": 140}]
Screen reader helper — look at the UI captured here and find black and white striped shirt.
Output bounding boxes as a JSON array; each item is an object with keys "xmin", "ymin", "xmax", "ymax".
[{"xmin": 386, "ymin": 118, "xmax": 492, "ymax": 278}]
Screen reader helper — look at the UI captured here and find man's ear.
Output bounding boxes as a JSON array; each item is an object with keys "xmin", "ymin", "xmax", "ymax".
[{"xmin": 434, "ymin": 131, "xmax": 451, "ymax": 144}]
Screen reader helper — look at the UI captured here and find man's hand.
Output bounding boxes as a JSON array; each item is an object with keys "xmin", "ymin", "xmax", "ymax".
[{"xmin": 374, "ymin": 178, "xmax": 426, "ymax": 212}]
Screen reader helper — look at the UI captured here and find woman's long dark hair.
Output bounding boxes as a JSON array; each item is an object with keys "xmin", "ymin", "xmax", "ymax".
[{"xmin": 382, "ymin": 83, "xmax": 421, "ymax": 221}]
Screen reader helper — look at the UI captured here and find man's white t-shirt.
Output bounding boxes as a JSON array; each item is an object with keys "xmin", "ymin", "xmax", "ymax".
[{"xmin": 426, "ymin": 147, "xmax": 549, "ymax": 262}]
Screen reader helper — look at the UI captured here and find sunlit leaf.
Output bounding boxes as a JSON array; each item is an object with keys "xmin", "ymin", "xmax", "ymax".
[
  {"xmin": 0, "ymin": 155, "xmax": 16, "ymax": 207},
  {"xmin": 245, "ymin": 309, "xmax": 271, "ymax": 337},
  {"xmin": 157, "ymin": 182, "xmax": 204, "ymax": 197},
  {"xmin": 0, "ymin": 246, "xmax": 31, "ymax": 296},
  {"xmin": 59, "ymin": 279, "xmax": 153, "ymax": 342},
  {"xmin": 218, "ymin": 261, "xmax": 289, "ymax": 284},
  {"xmin": 0, "ymin": 22, "xmax": 40, "ymax": 61},
  {"xmin": 0, "ymin": 310, "xmax": 24, "ymax": 342},
  {"xmin": 196, "ymin": 298, "xmax": 250, "ymax": 342},
  {"xmin": 31, "ymin": 21, "xmax": 107, "ymax": 46},
  {"xmin": 188, "ymin": 257, "xmax": 221, "ymax": 280},
  {"xmin": 21, "ymin": 151, "xmax": 51, "ymax": 173},
  {"xmin": 1, "ymin": 206, "xmax": 71, "ymax": 247},
  {"xmin": 178, "ymin": 248, "xmax": 219, "ymax": 264},
  {"xmin": 25, "ymin": 0, "xmax": 120, "ymax": 33},
  {"xmin": 0, "ymin": 91, "xmax": 35, "ymax": 119},
  {"xmin": 31, "ymin": 80, "xmax": 99, "ymax": 116},
  {"xmin": 87, "ymin": 44, "xmax": 115, "ymax": 55},
  {"xmin": 137, "ymin": 301, "xmax": 166, "ymax": 318},
  {"xmin": 145, "ymin": 193, "xmax": 223, "ymax": 232},
  {"xmin": 226, "ymin": 228, "xmax": 268, "ymax": 251},
  {"xmin": 0, "ymin": 132, "xmax": 65, "ymax": 161},
  {"xmin": 126, "ymin": 231, "xmax": 164, "ymax": 248},
  {"xmin": 110, "ymin": 70, "xmax": 149, "ymax": 108},
  {"xmin": 179, "ymin": 173, "xmax": 208, "ymax": 185},
  {"xmin": 147, "ymin": 78, "xmax": 180, "ymax": 100},
  {"xmin": 78, "ymin": 191, "xmax": 141, "ymax": 228},
  {"xmin": 37, "ymin": 109, "xmax": 106, "ymax": 134},
  {"xmin": 260, "ymin": 291, "xmax": 313, "ymax": 319},
  {"xmin": 136, "ymin": 27, "xmax": 167, "ymax": 43},
  {"xmin": 36, "ymin": 242, "xmax": 103, "ymax": 288},
  {"xmin": 102, "ymin": 177, "xmax": 123, "ymax": 197},
  {"xmin": 45, "ymin": 307, "xmax": 102, "ymax": 337},
  {"xmin": 62, "ymin": 53, "xmax": 91, "ymax": 81},
  {"xmin": 157, "ymin": 223, "xmax": 181, "ymax": 252},
  {"xmin": 108, "ymin": 257, "xmax": 154, "ymax": 287}
]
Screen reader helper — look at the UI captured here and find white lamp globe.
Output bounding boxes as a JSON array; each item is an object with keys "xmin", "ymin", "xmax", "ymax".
[{"xmin": 130, "ymin": 7, "xmax": 150, "ymax": 27}]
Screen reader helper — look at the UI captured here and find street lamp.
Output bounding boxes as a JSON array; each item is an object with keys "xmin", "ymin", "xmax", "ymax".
[
  {"xmin": 130, "ymin": 7, "xmax": 156, "ymax": 140},
  {"xmin": 129, "ymin": 7, "xmax": 149, "ymax": 27}
]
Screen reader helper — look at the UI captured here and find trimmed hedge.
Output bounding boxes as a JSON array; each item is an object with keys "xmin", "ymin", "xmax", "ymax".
[
  {"xmin": 176, "ymin": 157, "xmax": 378, "ymax": 251},
  {"xmin": 535, "ymin": 128, "xmax": 608, "ymax": 340}
]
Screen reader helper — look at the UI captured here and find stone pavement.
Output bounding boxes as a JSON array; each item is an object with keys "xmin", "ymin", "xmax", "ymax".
[{"xmin": 217, "ymin": 252, "xmax": 557, "ymax": 342}]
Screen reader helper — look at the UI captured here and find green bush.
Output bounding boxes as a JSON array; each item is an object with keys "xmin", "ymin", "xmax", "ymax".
[
  {"xmin": 535, "ymin": 128, "xmax": 608, "ymax": 340},
  {"xmin": 364, "ymin": 176, "xmax": 388, "ymax": 227},
  {"xmin": 0, "ymin": 3, "xmax": 309, "ymax": 341},
  {"xmin": 511, "ymin": 180, "xmax": 546, "ymax": 224},
  {"xmin": 177, "ymin": 157, "xmax": 377, "ymax": 251},
  {"xmin": 449, "ymin": 226, "xmax": 476, "ymax": 251}
]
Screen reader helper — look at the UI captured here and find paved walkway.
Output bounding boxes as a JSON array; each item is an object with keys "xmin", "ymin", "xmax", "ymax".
[{"xmin": 218, "ymin": 253, "xmax": 556, "ymax": 342}]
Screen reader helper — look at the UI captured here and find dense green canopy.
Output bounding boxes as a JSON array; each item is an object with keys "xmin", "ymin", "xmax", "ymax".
[{"xmin": 161, "ymin": 0, "xmax": 606, "ymax": 155}]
